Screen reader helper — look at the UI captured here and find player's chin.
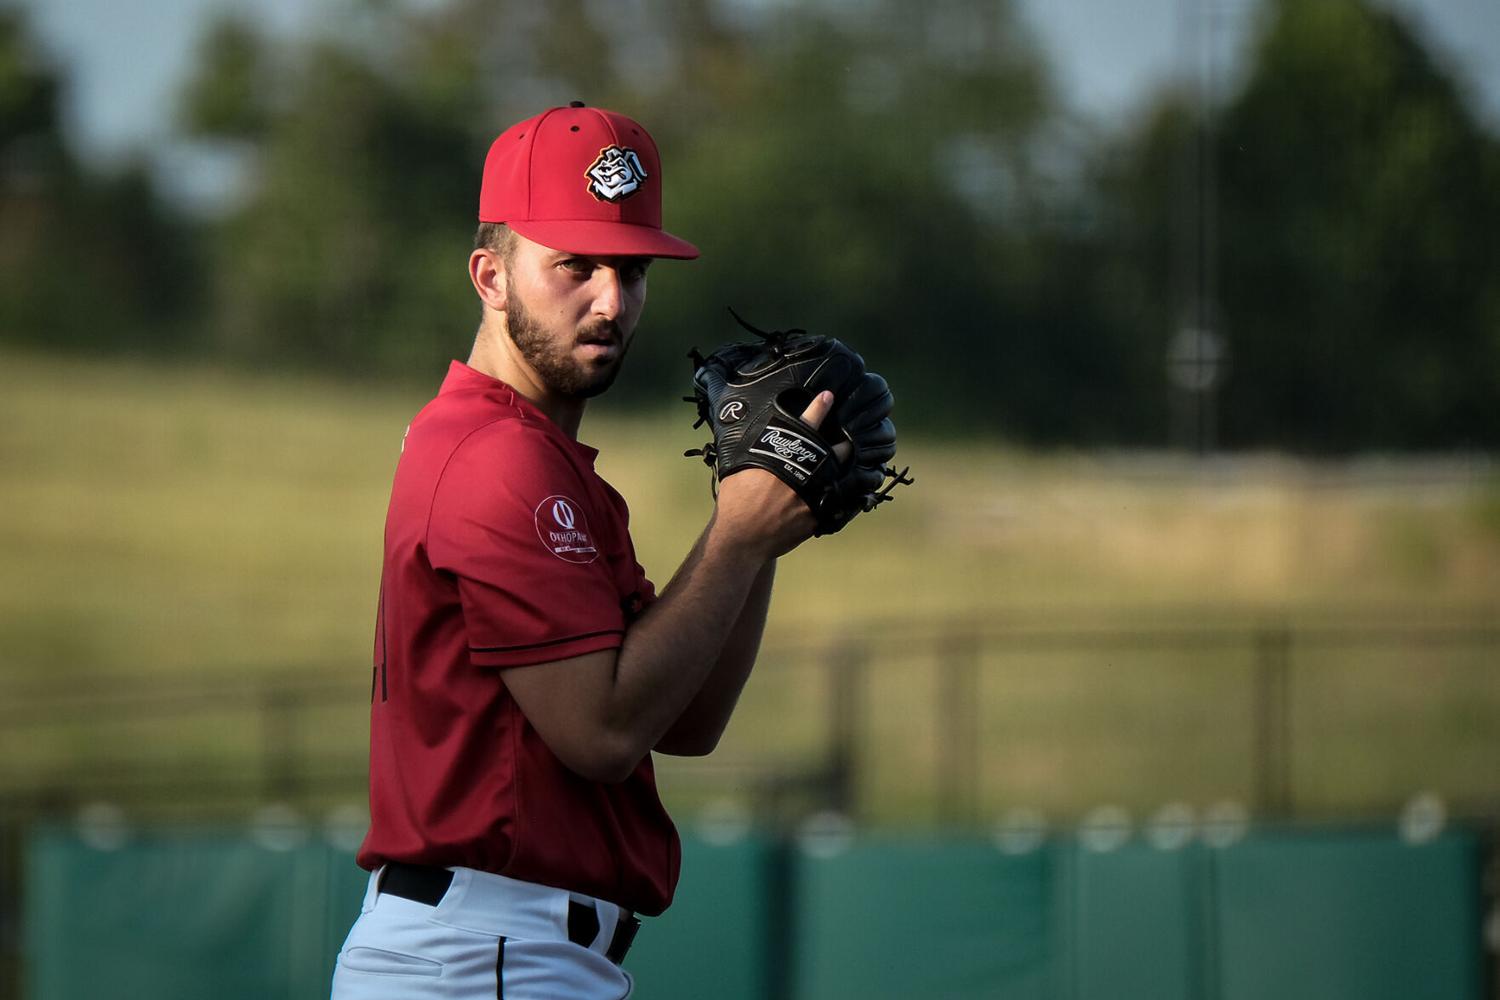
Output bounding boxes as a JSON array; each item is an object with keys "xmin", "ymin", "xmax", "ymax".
[{"xmin": 572, "ymin": 358, "xmax": 625, "ymax": 399}]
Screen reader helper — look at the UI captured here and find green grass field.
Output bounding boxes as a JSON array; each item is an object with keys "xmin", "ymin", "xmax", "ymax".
[{"xmin": 3, "ymin": 349, "xmax": 1498, "ymax": 825}]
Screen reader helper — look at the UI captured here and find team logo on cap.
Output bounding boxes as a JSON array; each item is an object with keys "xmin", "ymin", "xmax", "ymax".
[{"xmin": 586, "ymin": 146, "xmax": 648, "ymax": 202}]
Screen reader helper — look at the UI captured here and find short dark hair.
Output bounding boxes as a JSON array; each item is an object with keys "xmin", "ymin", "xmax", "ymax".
[{"xmin": 474, "ymin": 221, "xmax": 517, "ymax": 260}]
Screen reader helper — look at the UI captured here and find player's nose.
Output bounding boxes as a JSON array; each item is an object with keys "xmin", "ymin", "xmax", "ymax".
[{"xmin": 589, "ymin": 266, "xmax": 625, "ymax": 321}]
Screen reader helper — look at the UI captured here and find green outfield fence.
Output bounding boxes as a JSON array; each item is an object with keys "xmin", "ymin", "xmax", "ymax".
[
  {"xmin": 3, "ymin": 613, "xmax": 1498, "ymax": 996},
  {"xmin": 15, "ymin": 822, "xmax": 1490, "ymax": 1000}
]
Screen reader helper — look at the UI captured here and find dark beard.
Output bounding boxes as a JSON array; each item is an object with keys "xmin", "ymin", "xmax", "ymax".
[{"xmin": 505, "ymin": 276, "xmax": 630, "ymax": 399}]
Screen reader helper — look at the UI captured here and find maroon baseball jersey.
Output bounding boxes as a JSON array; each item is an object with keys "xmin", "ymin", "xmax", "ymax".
[{"xmin": 357, "ymin": 361, "xmax": 680, "ymax": 916}]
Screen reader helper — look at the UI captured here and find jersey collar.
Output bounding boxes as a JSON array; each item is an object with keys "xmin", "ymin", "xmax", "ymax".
[{"xmin": 440, "ymin": 361, "xmax": 601, "ymax": 464}]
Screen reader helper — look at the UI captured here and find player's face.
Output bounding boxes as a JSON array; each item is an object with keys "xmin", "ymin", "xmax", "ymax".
[{"xmin": 503, "ymin": 237, "xmax": 650, "ymax": 399}]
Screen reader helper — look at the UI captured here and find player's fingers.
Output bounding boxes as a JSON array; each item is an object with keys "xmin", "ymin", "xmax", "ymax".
[
  {"xmin": 800, "ymin": 392, "xmax": 853, "ymax": 464},
  {"xmin": 800, "ymin": 390, "xmax": 834, "ymax": 428}
]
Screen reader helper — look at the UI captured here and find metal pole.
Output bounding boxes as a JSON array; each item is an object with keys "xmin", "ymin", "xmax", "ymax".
[
  {"xmin": 1253, "ymin": 625, "xmax": 1292, "ymax": 818},
  {"xmin": 262, "ymin": 689, "xmax": 300, "ymax": 803},
  {"xmin": 1169, "ymin": 0, "xmax": 1226, "ymax": 453},
  {"xmin": 0, "ymin": 801, "xmax": 19, "ymax": 1000},
  {"xmin": 937, "ymin": 633, "xmax": 980, "ymax": 827},
  {"xmin": 827, "ymin": 641, "xmax": 865, "ymax": 818}
]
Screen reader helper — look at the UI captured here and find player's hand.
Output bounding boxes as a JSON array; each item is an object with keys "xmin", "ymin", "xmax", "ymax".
[{"xmin": 711, "ymin": 391, "xmax": 845, "ymax": 560}]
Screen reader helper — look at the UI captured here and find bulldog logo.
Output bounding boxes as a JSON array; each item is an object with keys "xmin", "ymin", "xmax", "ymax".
[{"xmin": 586, "ymin": 145, "xmax": 648, "ymax": 202}]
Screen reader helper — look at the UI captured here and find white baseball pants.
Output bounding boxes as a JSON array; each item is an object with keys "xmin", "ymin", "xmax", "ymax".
[{"xmin": 329, "ymin": 866, "xmax": 635, "ymax": 999}]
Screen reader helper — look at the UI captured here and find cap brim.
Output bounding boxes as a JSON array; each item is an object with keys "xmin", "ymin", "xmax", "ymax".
[{"xmin": 506, "ymin": 220, "xmax": 700, "ymax": 260}]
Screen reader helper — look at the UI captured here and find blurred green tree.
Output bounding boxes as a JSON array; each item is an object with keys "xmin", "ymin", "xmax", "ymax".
[
  {"xmin": 177, "ymin": 13, "xmax": 272, "ymax": 141},
  {"xmin": 178, "ymin": 0, "xmax": 1093, "ymax": 440},
  {"xmin": 169, "ymin": 0, "xmax": 1500, "ymax": 448},
  {"xmin": 179, "ymin": 8, "xmax": 487, "ymax": 373},
  {"xmin": 0, "ymin": 6, "xmax": 199, "ymax": 355},
  {"xmin": 1217, "ymin": 0, "xmax": 1500, "ymax": 449},
  {"xmin": 1107, "ymin": 0, "xmax": 1500, "ymax": 450},
  {"xmin": 615, "ymin": 0, "xmax": 1069, "ymax": 437}
]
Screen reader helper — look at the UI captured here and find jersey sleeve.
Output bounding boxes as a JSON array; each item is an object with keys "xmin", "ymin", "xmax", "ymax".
[{"xmin": 427, "ymin": 420, "xmax": 628, "ymax": 669}]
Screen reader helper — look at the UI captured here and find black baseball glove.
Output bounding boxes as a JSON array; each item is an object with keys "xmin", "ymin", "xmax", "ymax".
[{"xmin": 684, "ymin": 310, "xmax": 912, "ymax": 536}]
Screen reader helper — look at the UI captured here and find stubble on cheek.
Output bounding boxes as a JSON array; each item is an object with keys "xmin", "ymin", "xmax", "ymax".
[{"xmin": 504, "ymin": 278, "xmax": 630, "ymax": 399}]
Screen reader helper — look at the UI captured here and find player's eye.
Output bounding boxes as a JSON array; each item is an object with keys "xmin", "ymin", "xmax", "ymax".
[
  {"xmin": 558, "ymin": 258, "xmax": 593, "ymax": 277},
  {"xmin": 623, "ymin": 261, "xmax": 650, "ymax": 283}
]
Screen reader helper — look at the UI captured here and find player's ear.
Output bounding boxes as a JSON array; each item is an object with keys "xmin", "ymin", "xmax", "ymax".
[{"xmin": 468, "ymin": 248, "xmax": 508, "ymax": 312}]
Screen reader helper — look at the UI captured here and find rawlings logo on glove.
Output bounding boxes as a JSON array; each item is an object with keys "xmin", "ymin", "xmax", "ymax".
[
  {"xmin": 754, "ymin": 427, "xmax": 823, "ymax": 468},
  {"xmin": 684, "ymin": 310, "xmax": 913, "ymax": 536}
]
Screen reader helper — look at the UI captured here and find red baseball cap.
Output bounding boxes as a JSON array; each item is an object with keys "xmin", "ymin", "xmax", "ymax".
[{"xmin": 478, "ymin": 103, "xmax": 699, "ymax": 260}]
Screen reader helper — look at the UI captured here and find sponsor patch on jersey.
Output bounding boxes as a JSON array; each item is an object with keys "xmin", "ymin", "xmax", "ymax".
[
  {"xmin": 534, "ymin": 495, "xmax": 599, "ymax": 564},
  {"xmin": 586, "ymin": 145, "xmax": 648, "ymax": 202}
]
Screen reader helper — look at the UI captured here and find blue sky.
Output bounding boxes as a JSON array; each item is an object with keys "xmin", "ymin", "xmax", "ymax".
[{"xmin": 17, "ymin": 0, "xmax": 1500, "ymax": 175}]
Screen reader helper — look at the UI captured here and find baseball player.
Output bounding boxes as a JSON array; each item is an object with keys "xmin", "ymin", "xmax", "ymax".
[{"xmin": 329, "ymin": 103, "xmax": 838, "ymax": 999}]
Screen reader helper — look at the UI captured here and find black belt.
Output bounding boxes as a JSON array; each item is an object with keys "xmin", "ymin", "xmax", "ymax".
[{"xmin": 377, "ymin": 863, "xmax": 641, "ymax": 965}]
